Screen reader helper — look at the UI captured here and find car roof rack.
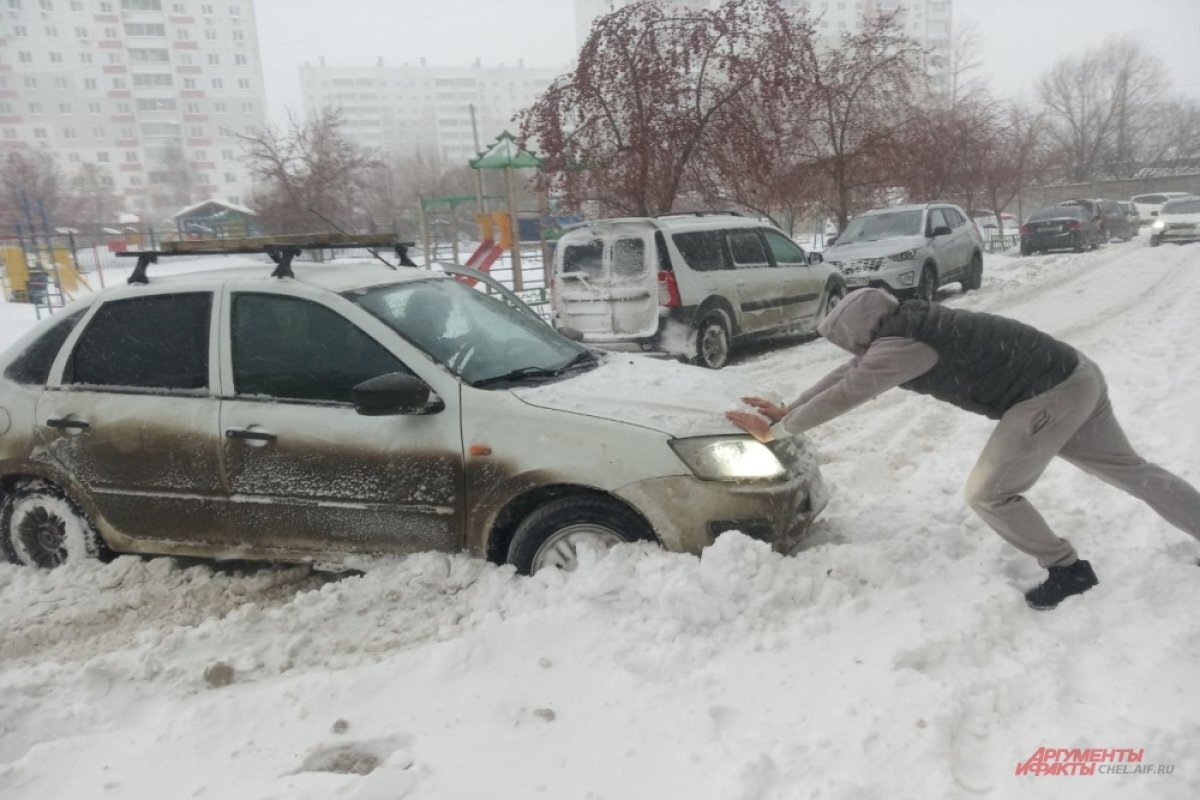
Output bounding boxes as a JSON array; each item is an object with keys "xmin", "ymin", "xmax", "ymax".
[
  {"xmin": 653, "ymin": 210, "xmax": 745, "ymax": 219},
  {"xmin": 116, "ymin": 234, "xmax": 417, "ymax": 285}
]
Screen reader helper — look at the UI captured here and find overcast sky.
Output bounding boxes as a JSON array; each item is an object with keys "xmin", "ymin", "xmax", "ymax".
[{"xmin": 255, "ymin": 0, "xmax": 1200, "ymax": 126}]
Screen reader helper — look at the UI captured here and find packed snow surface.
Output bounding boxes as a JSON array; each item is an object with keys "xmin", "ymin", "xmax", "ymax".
[{"xmin": 1, "ymin": 241, "xmax": 1199, "ymax": 799}]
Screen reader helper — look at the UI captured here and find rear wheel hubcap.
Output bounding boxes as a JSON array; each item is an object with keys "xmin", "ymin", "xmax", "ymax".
[
  {"xmin": 532, "ymin": 524, "xmax": 626, "ymax": 572},
  {"xmin": 17, "ymin": 507, "xmax": 67, "ymax": 568}
]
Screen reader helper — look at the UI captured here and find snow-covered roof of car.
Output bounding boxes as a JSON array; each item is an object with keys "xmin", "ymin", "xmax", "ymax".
[
  {"xmin": 563, "ymin": 214, "xmax": 766, "ymax": 233},
  {"xmin": 858, "ymin": 203, "xmax": 943, "ymax": 215}
]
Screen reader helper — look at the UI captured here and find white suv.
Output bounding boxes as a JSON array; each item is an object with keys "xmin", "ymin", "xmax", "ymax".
[
  {"xmin": 0, "ymin": 259, "xmax": 827, "ymax": 575},
  {"xmin": 823, "ymin": 203, "xmax": 984, "ymax": 300},
  {"xmin": 551, "ymin": 214, "xmax": 846, "ymax": 369}
]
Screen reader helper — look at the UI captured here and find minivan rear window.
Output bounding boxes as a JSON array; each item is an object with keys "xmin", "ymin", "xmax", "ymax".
[
  {"xmin": 562, "ymin": 239, "xmax": 604, "ymax": 278},
  {"xmin": 613, "ymin": 237, "xmax": 646, "ymax": 276},
  {"xmin": 672, "ymin": 231, "xmax": 727, "ymax": 271}
]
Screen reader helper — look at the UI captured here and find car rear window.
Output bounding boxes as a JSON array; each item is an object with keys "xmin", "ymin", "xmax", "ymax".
[
  {"xmin": 561, "ymin": 239, "xmax": 604, "ymax": 278},
  {"xmin": 1029, "ymin": 206, "xmax": 1084, "ymax": 221},
  {"xmin": 3, "ymin": 309, "xmax": 86, "ymax": 386},
  {"xmin": 672, "ymin": 230, "xmax": 728, "ymax": 271},
  {"xmin": 612, "ymin": 237, "xmax": 646, "ymax": 276}
]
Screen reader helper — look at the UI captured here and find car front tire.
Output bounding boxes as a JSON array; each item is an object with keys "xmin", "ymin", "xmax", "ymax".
[
  {"xmin": 913, "ymin": 265, "xmax": 937, "ymax": 302},
  {"xmin": 0, "ymin": 480, "xmax": 108, "ymax": 568},
  {"xmin": 507, "ymin": 495, "xmax": 654, "ymax": 575},
  {"xmin": 962, "ymin": 252, "xmax": 983, "ymax": 291}
]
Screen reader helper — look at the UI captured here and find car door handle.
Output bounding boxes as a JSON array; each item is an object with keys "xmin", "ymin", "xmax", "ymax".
[
  {"xmin": 46, "ymin": 417, "xmax": 90, "ymax": 431},
  {"xmin": 225, "ymin": 428, "xmax": 277, "ymax": 443}
]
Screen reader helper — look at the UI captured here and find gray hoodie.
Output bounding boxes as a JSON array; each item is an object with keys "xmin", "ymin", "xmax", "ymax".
[{"xmin": 770, "ymin": 289, "xmax": 939, "ymax": 437}]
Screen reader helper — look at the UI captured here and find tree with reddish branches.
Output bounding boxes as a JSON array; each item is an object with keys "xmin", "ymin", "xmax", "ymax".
[{"xmin": 519, "ymin": 0, "xmax": 798, "ymax": 218}]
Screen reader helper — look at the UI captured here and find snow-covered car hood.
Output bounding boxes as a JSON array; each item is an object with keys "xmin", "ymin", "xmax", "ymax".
[
  {"xmin": 512, "ymin": 355, "xmax": 759, "ymax": 438},
  {"xmin": 824, "ymin": 235, "xmax": 927, "ymax": 261}
]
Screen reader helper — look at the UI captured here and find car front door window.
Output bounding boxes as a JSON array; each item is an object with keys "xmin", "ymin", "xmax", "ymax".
[{"xmin": 231, "ymin": 293, "xmax": 409, "ymax": 404}]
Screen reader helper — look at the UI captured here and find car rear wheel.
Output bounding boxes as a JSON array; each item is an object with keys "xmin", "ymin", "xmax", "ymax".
[
  {"xmin": 693, "ymin": 313, "xmax": 731, "ymax": 370},
  {"xmin": 0, "ymin": 480, "xmax": 108, "ymax": 568},
  {"xmin": 507, "ymin": 495, "xmax": 655, "ymax": 575},
  {"xmin": 817, "ymin": 283, "xmax": 846, "ymax": 323}
]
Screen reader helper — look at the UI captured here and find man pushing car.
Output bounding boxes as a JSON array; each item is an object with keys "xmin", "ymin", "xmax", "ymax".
[{"xmin": 726, "ymin": 288, "xmax": 1200, "ymax": 610}]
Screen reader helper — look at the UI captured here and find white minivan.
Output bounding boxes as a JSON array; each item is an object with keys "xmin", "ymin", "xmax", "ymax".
[{"xmin": 551, "ymin": 214, "xmax": 846, "ymax": 369}]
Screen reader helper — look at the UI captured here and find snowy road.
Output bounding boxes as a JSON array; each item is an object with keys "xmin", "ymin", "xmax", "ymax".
[{"xmin": 1, "ymin": 239, "xmax": 1198, "ymax": 799}]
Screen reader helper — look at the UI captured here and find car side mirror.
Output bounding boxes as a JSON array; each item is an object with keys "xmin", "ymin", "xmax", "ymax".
[
  {"xmin": 353, "ymin": 372, "xmax": 444, "ymax": 416},
  {"xmin": 1151, "ymin": 211, "xmax": 1159, "ymax": 217},
  {"xmin": 929, "ymin": 225, "xmax": 953, "ymax": 237},
  {"xmin": 807, "ymin": 252, "xmax": 824, "ymax": 265},
  {"xmin": 826, "ymin": 236, "xmax": 838, "ymax": 246}
]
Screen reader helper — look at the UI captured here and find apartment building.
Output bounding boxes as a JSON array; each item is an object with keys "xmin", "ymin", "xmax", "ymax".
[
  {"xmin": 575, "ymin": 0, "xmax": 954, "ymax": 93},
  {"xmin": 299, "ymin": 57, "xmax": 564, "ymax": 165},
  {"xmin": 0, "ymin": 0, "xmax": 268, "ymax": 220}
]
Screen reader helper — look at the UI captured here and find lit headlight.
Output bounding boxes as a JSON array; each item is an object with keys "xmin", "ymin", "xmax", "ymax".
[
  {"xmin": 1151, "ymin": 219, "xmax": 1165, "ymax": 230},
  {"xmin": 670, "ymin": 436, "xmax": 787, "ymax": 481},
  {"xmin": 888, "ymin": 249, "xmax": 917, "ymax": 262}
]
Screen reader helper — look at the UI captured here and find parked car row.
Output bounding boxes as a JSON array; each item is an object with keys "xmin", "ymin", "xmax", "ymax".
[{"xmin": 1017, "ymin": 191, "xmax": 1199, "ymax": 255}]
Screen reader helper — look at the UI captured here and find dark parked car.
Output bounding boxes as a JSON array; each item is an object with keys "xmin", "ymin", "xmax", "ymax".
[
  {"xmin": 1020, "ymin": 205, "xmax": 1100, "ymax": 254},
  {"xmin": 1056, "ymin": 198, "xmax": 1132, "ymax": 242}
]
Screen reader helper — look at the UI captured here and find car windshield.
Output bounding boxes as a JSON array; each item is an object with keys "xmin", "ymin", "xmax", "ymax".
[
  {"xmin": 836, "ymin": 210, "xmax": 923, "ymax": 243},
  {"xmin": 1163, "ymin": 199, "xmax": 1200, "ymax": 214},
  {"xmin": 346, "ymin": 278, "xmax": 593, "ymax": 387}
]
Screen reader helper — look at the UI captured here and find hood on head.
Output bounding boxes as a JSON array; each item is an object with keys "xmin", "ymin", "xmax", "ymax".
[{"xmin": 817, "ymin": 288, "xmax": 899, "ymax": 355}]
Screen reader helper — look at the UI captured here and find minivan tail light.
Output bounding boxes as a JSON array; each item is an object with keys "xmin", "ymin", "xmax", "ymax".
[
  {"xmin": 1067, "ymin": 220, "xmax": 1081, "ymax": 230},
  {"xmin": 657, "ymin": 270, "xmax": 681, "ymax": 307},
  {"xmin": 1020, "ymin": 223, "xmax": 1031, "ymax": 235}
]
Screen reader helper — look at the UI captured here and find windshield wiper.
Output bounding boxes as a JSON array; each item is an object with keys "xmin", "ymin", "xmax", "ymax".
[
  {"xmin": 471, "ymin": 350, "xmax": 598, "ymax": 388},
  {"xmin": 471, "ymin": 366, "xmax": 563, "ymax": 388}
]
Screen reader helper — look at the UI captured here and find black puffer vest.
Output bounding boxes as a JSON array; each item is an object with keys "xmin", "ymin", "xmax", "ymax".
[{"xmin": 874, "ymin": 301, "xmax": 1079, "ymax": 419}]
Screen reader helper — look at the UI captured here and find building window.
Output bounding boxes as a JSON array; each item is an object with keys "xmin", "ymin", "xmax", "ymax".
[
  {"xmin": 183, "ymin": 78, "xmax": 196, "ymax": 89},
  {"xmin": 229, "ymin": 4, "xmax": 239, "ymax": 15},
  {"xmin": 125, "ymin": 151, "xmax": 139, "ymax": 162},
  {"xmin": 80, "ymin": 53, "xmax": 93, "ymax": 63},
  {"xmin": 63, "ymin": 127, "xmax": 77, "ymax": 139},
  {"xmin": 214, "ymin": 101, "xmax": 226, "ymax": 112},
  {"xmin": 178, "ymin": 53, "xmax": 193, "ymax": 65},
  {"xmin": 45, "ymin": 26, "xmax": 58, "ymax": 37},
  {"xmin": 121, "ymin": 0, "xmax": 163, "ymax": 9},
  {"xmin": 58, "ymin": 102, "xmax": 72, "ymax": 113},
  {"xmin": 75, "ymin": 26, "xmax": 89, "ymax": 38},
  {"xmin": 2, "ymin": 129, "xmax": 17, "ymax": 140},
  {"xmin": 224, "ymin": 173, "xmax": 236, "ymax": 183},
  {"xmin": 186, "ymin": 102, "xmax": 200, "ymax": 112},
  {"xmin": 55, "ymin": 77, "xmax": 69, "ymax": 89},
  {"xmin": 34, "ymin": 128, "xmax": 48, "ymax": 140},
  {"xmin": 49, "ymin": 52, "xmax": 63, "ymax": 63},
  {"xmin": 124, "ymin": 23, "xmax": 167, "ymax": 36},
  {"xmin": 13, "ymin": 25, "xmax": 27, "ymax": 36},
  {"xmin": 194, "ymin": 149, "xmax": 206, "ymax": 160},
  {"xmin": 89, "ymin": 102, "xmax": 102, "ymax": 114},
  {"xmin": 234, "ymin": 54, "xmax": 246, "ymax": 66},
  {"xmin": 71, "ymin": 0, "xmax": 83, "ymax": 9},
  {"xmin": 132, "ymin": 73, "xmax": 174, "ymax": 87},
  {"xmin": 84, "ymin": 78, "xmax": 98, "ymax": 90},
  {"xmin": 24, "ymin": 77, "xmax": 37, "ymax": 89},
  {"xmin": 190, "ymin": 125, "xmax": 204, "ymax": 136},
  {"xmin": 211, "ymin": 78, "xmax": 222, "ymax": 89},
  {"xmin": 204, "ymin": 28, "xmax": 216, "ymax": 40},
  {"xmin": 93, "ymin": 126, "xmax": 106, "ymax": 137},
  {"xmin": 18, "ymin": 52, "xmax": 33, "ymax": 64},
  {"xmin": 98, "ymin": 151, "xmax": 110, "ymax": 162},
  {"xmin": 176, "ymin": 28, "xmax": 190, "ymax": 39},
  {"xmin": 207, "ymin": 54, "xmax": 219, "ymax": 65},
  {"xmin": 241, "ymin": 101, "xmax": 253, "ymax": 112},
  {"xmin": 231, "ymin": 29, "xmax": 243, "ymax": 41},
  {"xmin": 238, "ymin": 78, "xmax": 249, "ymax": 89},
  {"xmin": 28, "ymin": 102, "xmax": 42, "ymax": 114},
  {"xmin": 129, "ymin": 48, "xmax": 170, "ymax": 62},
  {"xmin": 39, "ymin": 0, "xmax": 52, "ymax": 9},
  {"xmin": 201, "ymin": 3, "xmax": 212, "ymax": 12},
  {"xmin": 112, "ymin": 78, "xmax": 127, "ymax": 89}
]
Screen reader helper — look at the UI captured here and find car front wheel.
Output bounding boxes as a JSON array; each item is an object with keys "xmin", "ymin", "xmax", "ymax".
[
  {"xmin": 507, "ymin": 495, "xmax": 655, "ymax": 575},
  {"xmin": 914, "ymin": 265, "xmax": 937, "ymax": 302},
  {"xmin": 0, "ymin": 480, "xmax": 108, "ymax": 568},
  {"xmin": 693, "ymin": 313, "xmax": 731, "ymax": 369},
  {"xmin": 962, "ymin": 252, "xmax": 983, "ymax": 291}
]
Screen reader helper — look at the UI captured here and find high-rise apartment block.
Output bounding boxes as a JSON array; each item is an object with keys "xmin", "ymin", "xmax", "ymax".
[
  {"xmin": 299, "ymin": 58, "xmax": 564, "ymax": 165},
  {"xmin": 575, "ymin": 0, "xmax": 953, "ymax": 92},
  {"xmin": 0, "ymin": 0, "xmax": 268, "ymax": 220}
]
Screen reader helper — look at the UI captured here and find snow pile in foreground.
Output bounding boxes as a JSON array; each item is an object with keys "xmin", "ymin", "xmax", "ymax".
[{"xmin": 1, "ymin": 239, "xmax": 1199, "ymax": 799}]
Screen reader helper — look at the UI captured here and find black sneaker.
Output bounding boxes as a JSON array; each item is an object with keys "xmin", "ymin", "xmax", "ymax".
[{"xmin": 1024, "ymin": 560, "xmax": 1098, "ymax": 610}]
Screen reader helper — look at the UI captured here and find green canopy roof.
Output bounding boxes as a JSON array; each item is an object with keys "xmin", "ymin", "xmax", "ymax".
[{"xmin": 470, "ymin": 131, "xmax": 541, "ymax": 170}]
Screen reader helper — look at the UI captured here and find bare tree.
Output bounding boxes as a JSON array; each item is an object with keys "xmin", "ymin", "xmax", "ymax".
[
  {"xmin": 1038, "ymin": 36, "xmax": 1165, "ymax": 181},
  {"xmin": 797, "ymin": 14, "xmax": 928, "ymax": 228},
  {"xmin": 66, "ymin": 163, "xmax": 120, "ymax": 227},
  {"xmin": 238, "ymin": 107, "xmax": 379, "ymax": 233},
  {"xmin": 0, "ymin": 147, "xmax": 66, "ymax": 230}
]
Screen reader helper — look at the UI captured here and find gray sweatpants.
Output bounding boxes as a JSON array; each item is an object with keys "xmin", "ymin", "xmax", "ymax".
[{"xmin": 964, "ymin": 356, "xmax": 1200, "ymax": 567}]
